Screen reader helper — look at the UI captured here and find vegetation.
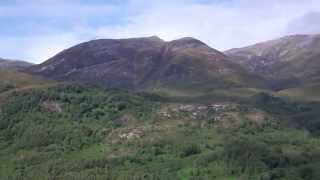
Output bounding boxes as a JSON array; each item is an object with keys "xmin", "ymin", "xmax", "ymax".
[{"xmin": 0, "ymin": 72, "xmax": 320, "ymax": 179}]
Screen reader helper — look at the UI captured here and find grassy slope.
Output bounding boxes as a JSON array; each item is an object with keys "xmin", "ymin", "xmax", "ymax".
[
  {"xmin": 0, "ymin": 70, "xmax": 56, "ymax": 105},
  {"xmin": 0, "ymin": 70, "xmax": 48, "ymax": 87},
  {"xmin": 277, "ymin": 84, "xmax": 320, "ymax": 102}
]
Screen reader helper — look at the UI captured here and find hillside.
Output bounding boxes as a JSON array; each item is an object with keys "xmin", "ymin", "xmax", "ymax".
[
  {"xmin": 0, "ymin": 58, "xmax": 33, "ymax": 70},
  {"xmin": 1, "ymin": 82, "xmax": 320, "ymax": 180},
  {"xmin": 0, "ymin": 70, "xmax": 50, "ymax": 93},
  {"xmin": 225, "ymin": 34, "xmax": 320, "ymax": 89},
  {"xmin": 28, "ymin": 37, "xmax": 268, "ymax": 93},
  {"xmin": 0, "ymin": 70, "xmax": 55, "ymax": 108}
]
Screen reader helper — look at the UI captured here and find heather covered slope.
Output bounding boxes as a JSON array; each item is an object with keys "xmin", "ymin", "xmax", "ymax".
[{"xmin": 28, "ymin": 37, "xmax": 268, "ymax": 92}]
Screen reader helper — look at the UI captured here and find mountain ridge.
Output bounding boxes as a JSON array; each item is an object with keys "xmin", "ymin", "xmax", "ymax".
[
  {"xmin": 28, "ymin": 36, "xmax": 267, "ymax": 92},
  {"xmin": 225, "ymin": 33, "xmax": 320, "ymax": 90}
]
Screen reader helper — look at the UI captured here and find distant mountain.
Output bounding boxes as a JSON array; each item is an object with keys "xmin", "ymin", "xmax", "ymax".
[
  {"xmin": 0, "ymin": 58, "xmax": 33, "ymax": 70},
  {"xmin": 225, "ymin": 34, "xmax": 320, "ymax": 89},
  {"xmin": 28, "ymin": 36, "xmax": 267, "ymax": 92}
]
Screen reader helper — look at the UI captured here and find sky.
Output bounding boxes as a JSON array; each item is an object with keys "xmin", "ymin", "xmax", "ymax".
[{"xmin": 0, "ymin": 0, "xmax": 320, "ymax": 63}]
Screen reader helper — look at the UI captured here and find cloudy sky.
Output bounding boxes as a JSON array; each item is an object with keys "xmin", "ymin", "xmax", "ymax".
[{"xmin": 1, "ymin": 0, "xmax": 320, "ymax": 63}]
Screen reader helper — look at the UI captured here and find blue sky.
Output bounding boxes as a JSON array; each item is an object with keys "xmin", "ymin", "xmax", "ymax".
[{"xmin": 1, "ymin": 0, "xmax": 320, "ymax": 63}]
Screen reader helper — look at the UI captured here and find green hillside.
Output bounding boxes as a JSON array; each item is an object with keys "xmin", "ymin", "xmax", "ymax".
[{"xmin": 1, "ymin": 81, "xmax": 320, "ymax": 180}]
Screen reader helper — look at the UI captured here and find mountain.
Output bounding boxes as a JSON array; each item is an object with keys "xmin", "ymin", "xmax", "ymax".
[
  {"xmin": 2, "ymin": 36, "xmax": 320, "ymax": 180},
  {"xmin": 28, "ymin": 36, "xmax": 267, "ymax": 93},
  {"xmin": 0, "ymin": 58, "xmax": 33, "ymax": 70},
  {"xmin": 225, "ymin": 34, "xmax": 320, "ymax": 89}
]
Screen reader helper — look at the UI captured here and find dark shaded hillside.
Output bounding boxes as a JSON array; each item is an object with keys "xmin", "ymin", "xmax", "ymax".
[{"xmin": 28, "ymin": 36, "xmax": 268, "ymax": 92}]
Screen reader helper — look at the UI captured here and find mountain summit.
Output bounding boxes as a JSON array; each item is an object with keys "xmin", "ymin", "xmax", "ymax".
[{"xmin": 28, "ymin": 36, "xmax": 266, "ymax": 91}]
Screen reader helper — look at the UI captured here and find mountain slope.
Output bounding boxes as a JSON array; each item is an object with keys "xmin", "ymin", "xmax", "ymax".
[
  {"xmin": 0, "ymin": 58, "xmax": 33, "ymax": 70},
  {"xmin": 28, "ymin": 36, "xmax": 268, "ymax": 93},
  {"xmin": 0, "ymin": 70, "xmax": 53, "ymax": 103},
  {"xmin": 225, "ymin": 34, "xmax": 320, "ymax": 89},
  {"xmin": 0, "ymin": 70, "xmax": 48, "ymax": 88}
]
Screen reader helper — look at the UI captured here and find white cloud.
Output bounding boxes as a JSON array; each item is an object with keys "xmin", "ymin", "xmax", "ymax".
[
  {"xmin": 0, "ymin": 1, "xmax": 117, "ymax": 18},
  {"xmin": 96, "ymin": 0, "xmax": 320, "ymax": 50},
  {"xmin": 286, "ymin": 12, "xmax": 320, "ymax": 35},
  {"xmin": 1, "ymin": 0, "xmax": 320, "ymax": 63}
]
